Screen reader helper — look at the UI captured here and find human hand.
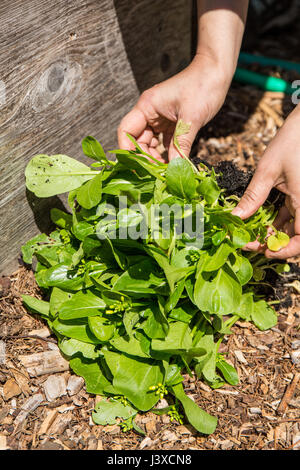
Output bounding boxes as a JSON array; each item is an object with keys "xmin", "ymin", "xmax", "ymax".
[
  {"xmin": 232, "ymin": 106, "xmax": 300, "ymax": 259},
  {"xmin": 118, "ymin": 55, "xmax": 231, "ymax": 161}
]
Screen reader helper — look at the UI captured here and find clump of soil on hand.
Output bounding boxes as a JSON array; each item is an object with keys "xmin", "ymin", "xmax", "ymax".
[{"xmin": 191, "ymin": 158, "xmax": 285, "ymax": 210}]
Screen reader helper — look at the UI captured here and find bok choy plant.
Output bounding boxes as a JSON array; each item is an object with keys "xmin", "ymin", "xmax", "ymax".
[{"xmin": 21, "ymin": 127, "xmax": 288, "ymax": 435}]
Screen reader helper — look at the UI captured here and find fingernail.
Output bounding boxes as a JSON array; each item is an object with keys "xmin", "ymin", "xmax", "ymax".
[{"xmin": 232, "ymin": 207, "xmax": 243, "ymax": 218}]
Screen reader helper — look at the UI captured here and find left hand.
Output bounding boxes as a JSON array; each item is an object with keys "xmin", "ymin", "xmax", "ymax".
[{"xmin": 232, "ymin": 105, "xmax": 300, "ymax": 259}]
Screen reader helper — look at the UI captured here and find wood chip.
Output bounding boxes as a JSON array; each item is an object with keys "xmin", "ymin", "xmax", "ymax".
[
  {"xmin": 220, "ymin": 439, "xmax": 234, "ymax": 450},
  {"xmin": 43, "ymin": 375, "xmax": 67, "ymax": 402},
  {"xmin": 0, "ymin": 435, "xmax": 7, "ymax": 450},
  {"xmin": 234, "ymin": 350, "xmax": 248, "ymax": 364},
  {"xmin": 38, "ymin": 409, "xmax": 58, "ymax": 435},
  {"xmin": 19, "ymin": 350, "xmax": 69, "ymax": 376},
  {"xmin": 177, "ymin": 425, "xmax": 193, "ymax": 435},
  {"xmin": 161, "ymin": 430, "xmax": 178, "ymax": 442},
  {"xmin": 277, "ymin": 373, "xmax": 300, "ymax": 415},
  {"xmin": 0, "ymin": 340, "xmax": 6, "ymax": 365},
  {"xmin": 97, "ymin": 440, "xmax": 103, "ymax": 450},
  {"xmin": 145, "ymin": 420, "xmax": 157, "ymax": 434},
  {"xmin": 3, "ymin": 378, "xmax": 22, "ymax": 401},
  {"xmin": 28, "ymin": 327, "xmax": 51, "ymax": 338},
  {"xmin": 249, "ymin": 407, "xmax": 262, "ymax": 415},
  {"xmin": 14, "ymin": 393, "xmax": 44, "ymax": 425},
  {"xmin": 291, "ymin": 350, "xmax": 300, "ymax": 365},
  {"xmin": 154, "ymin": 398, "xmax": 169, "ymax": 409},
  {"xmin": 48, "ymin": 412, "xmax": 73, "ymax": 435},
  {"xmin": 104, "ymin": 424, "xmax": 120, "ymax": 435},
  {"xmin": 140, "ymin": 437, "xmax": 153, "ymax": 449},
  {"xmin": 258, "ymin": 101, "xmax": 284, "ymax": 128},
  {"xmin": 66, "ymin": 375, "xmax": 84, "ymax": 396},
  {"xmin": 87, "ymin": 437, "xmax": 98, "ymax": 450},
  {"xmin": 57, "ymin": 404, "xmax": 75, "ymax": 413},
  {"xmin": 215, "ymin": 389, "xmax": 239, "ymax": 396},
  {"xmin": 11, "ymin": 369, "xmax": 31, "ymax": 396}
]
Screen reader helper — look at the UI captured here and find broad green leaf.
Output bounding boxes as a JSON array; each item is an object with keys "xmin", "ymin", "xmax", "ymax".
[
  {"xmin": 103, "ymin": 350, "xmax": 164, "ymax": 411},
  {"xmin": 123, "ymin": 310, "xmax": 140, "ymax": 336},
  {"xmin": 102, "ymin": 178, "xmax": 136, "ymax": 195},
  {"xmin": 212, "ymin": 230, "xmax": 226, "ymax": 246},
  {"xmin": 229, "ymin": 254, "xmax": 253, "ymax": 286},
  {"xmin": 22, "ymin": 295, "xmax": 50, "ymax": 318},
  {"xmin": 21, "ymin": 233, "xmax": 50, "ymax": 264},
  {"xmin": 52, "ymin": 318, "xmax": 101, "ymax": 344},
  {"xmin": 50, "ymin": 208, "xmax": 72, "ymax": 230},
  {"xmin": 25, "ymin": 154, "xmax": 96, "ymax": 197},
  {"xmin": 110, "ymin": 334, "xmax": 149, "ymax": 358},
  {"xmin": 148, "ymin": 247, "xmax": 193, "ymax": 292},
  {"xmin": 165, "ymin": 277, "xmax": 186, "ymax": 312},
  {"xmin": 59, "ymin": 337, "xmax": 100, "ymax": 359},
  {"xmin": 113, "ymin": 259, "xmax": 166, "ymax": 295},
  {"xmin": 70, "ymin": 356, "xmax": 115, "ymax": 394},
  {"xmin": 231, "ymin": 227, "xmax": 251, "ymax": 248},
  {"xmin": 194, "ymin": 325, "xmax": 216, "ymax": 381},
  {"xmin": 82, "ymin": 136, "xmax": 110, "ymax": 164},
  {"xmin": 92, "ymin": 399, "xmax": 137, "ymax": 425},
  {"xmin": 194, "ymin": 264, "xmax": 242, "ymax": 315},
  {"xmin": 35, "ymin": 264, "xmax": 84, "ymax": 290},
  {"xmin": 235, "ymin": 292, "xmax": 253, "ymax": 320},
  {"xmin": 73, "ymin": 221, "xmax": 94, "ymax": 241},
  {"xmin": 117, "ymin": 208, "xmax": 144, "ymax": 228},
  {"xmin": 171, "ymin": 383, "xmax": 217, "ymax": 435},
  {"xmin": 76, "ymin": 172, "xmax": 103, "ymax": 209},
  {"xmin": 203, "ymin": 242, "xmax": 233, "ymax": 272},
  {"xmin": 251, "ymin": 300, "xmax": 277, "ymax": 330},
  {"xmin": 151, "ymin": 322, "xmax": 193, "ymax": 354},
  {"xmin": 142, "ymin": 304, "xmax": 169, "ymax": 339},
  {"xmin": 49, "ymin": 288, "xmax": 72, "ymax": 317},
  {"xmin": 197, "ymin": 177, "xmax": 220, "ymax": 204},
  {"xmin": 165, "ymin": 158, "xmax": 196, "ymax": 200},
  {"xmin": 59, "ymin": 290, "xmax": 106, "ymax": 320},
  {"xmin": 168, "ymin": 302, "xmax": 197, "ymax": 323},
  {"xmin": 216, "ymin": 359, "xmax": 239, "ymax": 386},
  {"xmin": 88, "ymin": 316, "xmax": 115, "ymax": 342},
  {"xmin": 165, "ymin": 363, "xmax": 183, "ymax": 387},
  {"xmin": 113, "ymin": 151, "xmax": 164, "ymax": 180}
]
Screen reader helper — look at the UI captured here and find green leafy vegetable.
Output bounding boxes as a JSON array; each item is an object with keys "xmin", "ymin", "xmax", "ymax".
[{"xmin": 21, "ymin": 132, "xmax": 284, "ymax": 435}]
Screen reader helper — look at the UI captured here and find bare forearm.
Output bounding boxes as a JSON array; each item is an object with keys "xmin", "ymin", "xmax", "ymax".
[{"xmin": 196, "ymin": 0, "xmax": 249, "ymax": 79}]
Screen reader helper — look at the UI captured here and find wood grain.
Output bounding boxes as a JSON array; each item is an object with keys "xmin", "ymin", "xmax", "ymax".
[{"xmin": 0, "ymin": 0, "xmax": 191, "ymax": 274}]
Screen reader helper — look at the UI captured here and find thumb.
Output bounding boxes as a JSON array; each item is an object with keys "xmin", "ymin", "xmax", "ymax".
[
  {"xmin": 168, "ymin": 118, "xmax": 199, "ymax": 161},
  {"xmin": 232, "ymin": 166, "xmax": 276, "ymax": 219}
]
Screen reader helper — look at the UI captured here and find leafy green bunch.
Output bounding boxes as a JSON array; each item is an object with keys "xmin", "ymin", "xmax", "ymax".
[{"xmin": 21, "ymin": 128, "xmax": 287, "ymax": 435}]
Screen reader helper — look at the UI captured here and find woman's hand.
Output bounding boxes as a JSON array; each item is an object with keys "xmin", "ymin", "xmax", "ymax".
[
  {"xmin": 232, "ymin": 105, "xmax": 300, "ymax": 259},
  {"xmin": 118, "ymin": 1, "xmax": 248, "ymax": 161},
  {"xmin": 118, "ymin": 55, "xmax": 231, "ymax": 161}
]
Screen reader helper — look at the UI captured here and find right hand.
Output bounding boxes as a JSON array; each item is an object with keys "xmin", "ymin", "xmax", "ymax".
[{"xmin": 118, "ymin": 54, "xmax": 232, "ymax": 161}]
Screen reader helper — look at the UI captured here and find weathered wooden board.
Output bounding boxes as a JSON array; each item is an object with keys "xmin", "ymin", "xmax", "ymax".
[{"xmin": 0, "ymin": 0, "xmax": 192, "ymax": 274}]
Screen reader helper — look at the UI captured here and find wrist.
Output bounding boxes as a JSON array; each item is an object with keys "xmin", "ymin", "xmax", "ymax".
[{"xmin": 191, "ymin": 52, "xmax": 233, "ymax": 91}]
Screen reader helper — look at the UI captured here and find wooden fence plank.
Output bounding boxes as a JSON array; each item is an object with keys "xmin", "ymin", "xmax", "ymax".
[{"xmin": 0, "ymin": 0, "xmax": 191, "ymax": 274}]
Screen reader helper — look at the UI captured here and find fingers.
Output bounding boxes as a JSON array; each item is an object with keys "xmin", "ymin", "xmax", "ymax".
[
  {"xmin": 273, "ymin": 206, "xmax": 291, "ymax": 230},
  {"xmin": 242, "ymin": 226, "xmax": 274, "ymax": 252},
  {"xmin": 118, "ymin": 107, "xmax": 148, "ymax": 150},
  {"xmin": 168, "ymin": 118, "xmax": 200, "ymax": 161},
  {"xmin": 118, "ymin": 109, "xmax": 165, "ymax": 162},
  {"xmin": 232, "ymin": 165, "xmax": 276, "ymax": 220}
]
